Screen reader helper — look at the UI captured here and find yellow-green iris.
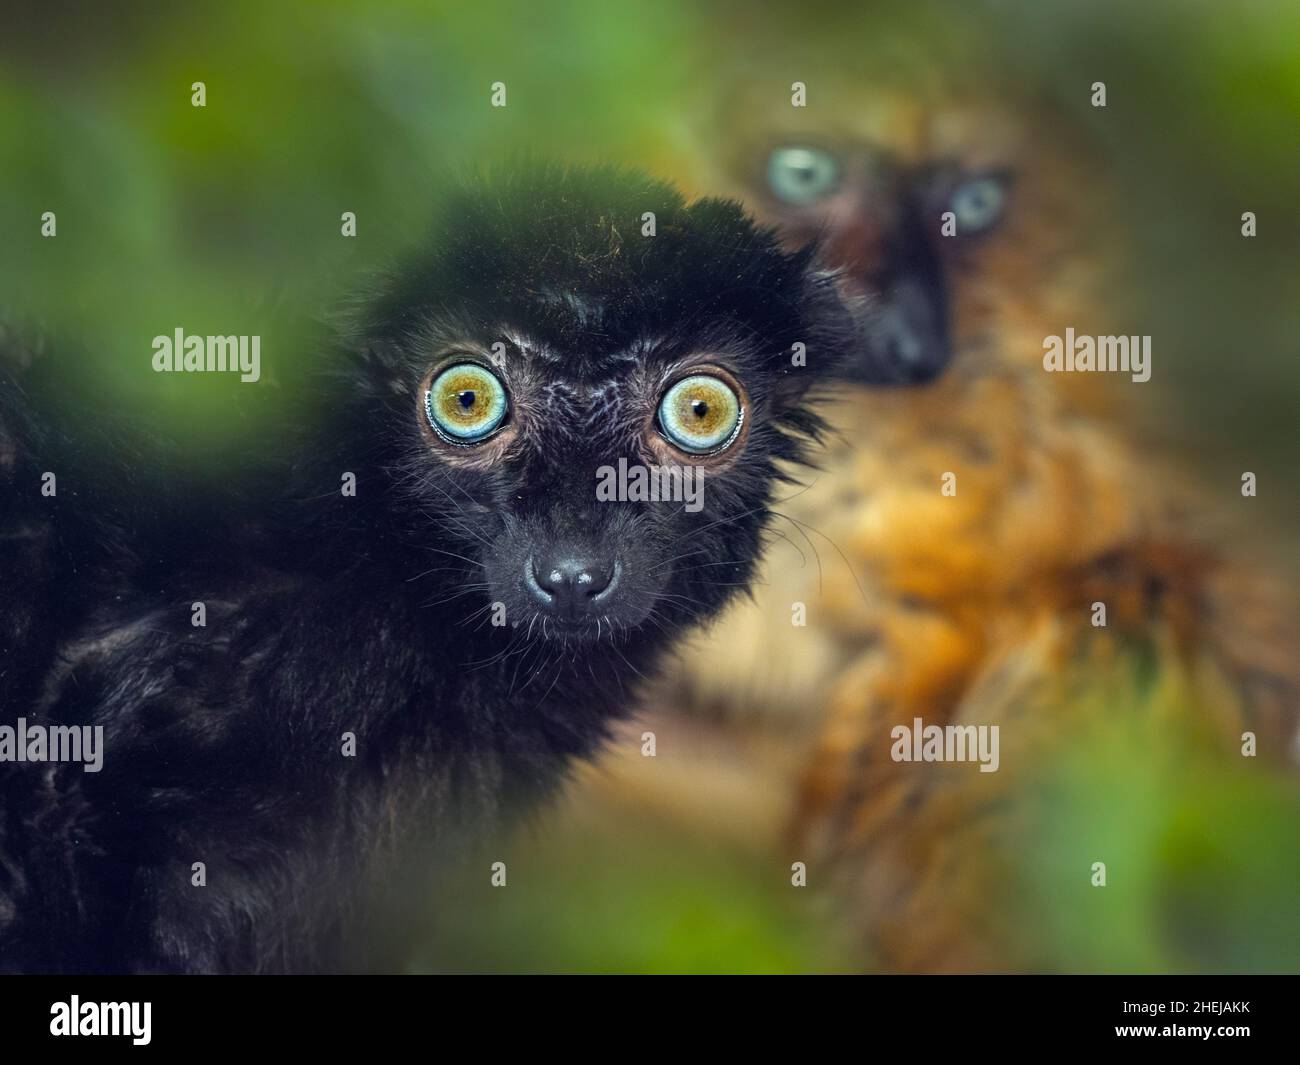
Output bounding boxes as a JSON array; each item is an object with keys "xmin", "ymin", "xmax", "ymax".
[
  {"xmin": 425, "ymin": 363, "xmax": 509, "ymax": 443},
  {"xmin": 657, "ymin": 374, "xmax": 742, "ymax": 454}
]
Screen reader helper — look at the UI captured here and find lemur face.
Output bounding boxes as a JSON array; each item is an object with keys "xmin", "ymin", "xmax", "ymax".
[
  {"xmin": 669, "ymin": 85, "xmax": 1089, "ymax": 388},
  {"xmin": 759, "ymin": 140, "xmax": 1011, "ymax": 385},
  {"xmin": 347, "ymin": 165, "xmax": 848, "ymax": 643}
]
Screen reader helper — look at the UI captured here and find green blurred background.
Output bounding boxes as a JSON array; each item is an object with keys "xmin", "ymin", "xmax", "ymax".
[{"xmin": 2, "ymin": 0, "xmax": 1297, "ymax": 972}]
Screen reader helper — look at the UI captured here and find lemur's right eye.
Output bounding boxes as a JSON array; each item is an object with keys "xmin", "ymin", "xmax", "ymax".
[
  {"xmin": 424, "ymin": 363, "xmax": 509, "ymax": 444},
  {"xmin": 767, "ymin": 147, "xmax": 840, "ymax": 206}
]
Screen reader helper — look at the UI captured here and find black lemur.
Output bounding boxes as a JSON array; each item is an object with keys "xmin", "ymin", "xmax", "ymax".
[{"xmin": 0, "ymin": 163, "xmax": 858, "ymax": 972}]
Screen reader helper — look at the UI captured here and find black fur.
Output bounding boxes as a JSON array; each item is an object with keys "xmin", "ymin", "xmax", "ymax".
[{"xmin": 0, "ymin": 163, "xmax": 850, "ymax": 972}]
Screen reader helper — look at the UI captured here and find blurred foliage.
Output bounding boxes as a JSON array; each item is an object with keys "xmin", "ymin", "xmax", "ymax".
[
  {"xmin": 1012, "ymin": 656, "xmax": 1300, "ymax": 973},
  {"xmin": 1, "ymin": 0, "xmax": 1297, "ymax": 972},
  {"xmin": 1028, "ymin": 751, "xmax": 1300, "ymax": 973},
  {"xmin": 415, "ymin": 815, "xmax": 852, "ymax": 974}
]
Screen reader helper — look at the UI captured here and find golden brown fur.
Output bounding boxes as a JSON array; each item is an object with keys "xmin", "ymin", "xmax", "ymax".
[{"xmin": 639, "ymin": 71, "xmax": 1300, "ymax": 970}]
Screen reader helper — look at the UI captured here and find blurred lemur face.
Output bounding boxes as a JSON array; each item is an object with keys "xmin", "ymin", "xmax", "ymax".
[
  {"xmin": 346, "ymin": 165, "xmax": 848, "ymax": 644},
  {"xmin": 761, "ymin": 142, "xmax": 1009, "ymax": 384},
  {"xmin": 681, "ymin": 88, "xmax": 1065, "ymax": 387}
]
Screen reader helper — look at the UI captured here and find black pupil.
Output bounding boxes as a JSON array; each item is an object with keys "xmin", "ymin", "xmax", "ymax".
[
  {"xmin": 962, "ymin": 184, "xmax": 995, "ymax": 216},
  {"xmin": 457, "ymin": 390, "xmax": 477, "ymax": 410},
  {"xmin": 691, "ymin": 399, "xmax": 709, "ymax": 419}
]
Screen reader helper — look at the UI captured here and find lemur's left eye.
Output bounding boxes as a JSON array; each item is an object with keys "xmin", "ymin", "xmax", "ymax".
[
  {"xmin": 425, "ymin": 363, "xmax": 509, "ymax": 443},
  {"xmin": 767, "ymin": 147, "xmax": 840, "ymax": 206},
  {"xmin": 948, "ymin": 176, "xmax": 1007, "ymax": 235},
  {"xmin": 657, "ymin": 374, "xmax": 743, "ymax": 455}
]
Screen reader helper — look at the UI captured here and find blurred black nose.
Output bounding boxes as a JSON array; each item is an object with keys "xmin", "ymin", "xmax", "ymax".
[
  {"xmin": 526, "ymin": 553, "xmax": 618, "ymax": 616},
  {"xmin": 854, "ymin": 276, "xmax": 952, "ymax": 386}
]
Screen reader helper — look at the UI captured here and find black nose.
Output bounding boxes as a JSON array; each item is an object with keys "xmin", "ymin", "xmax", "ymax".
[
  {"xmin": 526, "ymin": 553, "xmax": 618, "ymax": 616},
  {"xmin": 854, "ymin": 275, "xmax": 951, "ymax": 386}
]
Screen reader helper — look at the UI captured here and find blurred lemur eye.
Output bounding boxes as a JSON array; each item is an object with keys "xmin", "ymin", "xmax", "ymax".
[
  {"xmin": 657, "ymin": 373, "xmax": 743, "ymax": 455},
  {"xmin": 424, "ymin": 362, "xmax": 509, "ymax": 443},
  {"xmin": 948, "ymin": 175, "xmax": 1007, "ymax": 234},
  {"xmin": 767, "ymin": 146, "xmax": 840, "ymax": 206}
]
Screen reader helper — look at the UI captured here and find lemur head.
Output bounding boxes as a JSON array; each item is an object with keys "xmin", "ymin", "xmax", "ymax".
[
  {"xmin": 660, "ymin": 71, "xmax": 1109, "ymax": 389},
  {"xmin": 333, "ymin": 163, "xmax": 849, "ymax": 645}
]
